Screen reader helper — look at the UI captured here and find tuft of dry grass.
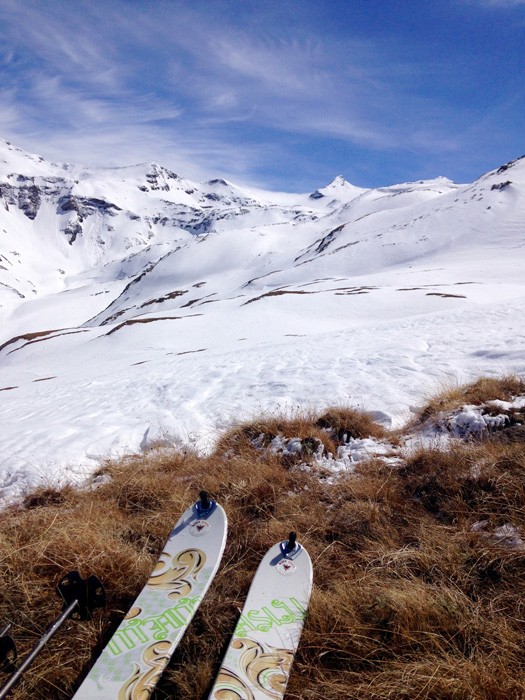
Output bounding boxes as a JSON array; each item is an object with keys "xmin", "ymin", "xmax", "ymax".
[
  {"xmin": 215, "ymin": 405, "xmax": 390, "ymax": 468},
  {"xmin": 215, "ymin": 412, "xmax": 337, "ymax": 459},
  {"xmin": 417, "ymin": 374, "xmax": 525, "ymax": 423},
  {"xmin": 316, "ymin": 406, "xmax": 388, "ymax": 441},
  {"xmin": 0, "ymin": 382, "xmax": 524, "ymax": 698}
]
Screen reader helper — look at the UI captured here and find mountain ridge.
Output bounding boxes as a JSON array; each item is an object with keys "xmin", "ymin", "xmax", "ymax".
[
  {"xmin": 0, "ymin": 137, "xmax": 474, "ymax": 331},
  {"xmin": 0, "ymin": 138, "xmax": 524, "ymax": 501}
]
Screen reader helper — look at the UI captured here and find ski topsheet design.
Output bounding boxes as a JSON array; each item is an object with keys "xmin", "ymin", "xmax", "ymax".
[
  {"xmin": 73, "ymin": 493, "xmax": 227, "ymax": 699},
  {"xmin": 208, "ymin": 533, "xmax": 313, "ymax": 700}
]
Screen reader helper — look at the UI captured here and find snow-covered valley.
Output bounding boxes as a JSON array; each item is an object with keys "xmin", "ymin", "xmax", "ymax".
[{"xmin": 1, "ymin": 138, "xmax": 524, "ymax": 501}]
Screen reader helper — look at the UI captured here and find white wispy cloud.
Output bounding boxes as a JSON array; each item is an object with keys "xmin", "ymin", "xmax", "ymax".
[
  {"xmin": 0, "ymin": 0, "xmax": 521, "ymax": 189},
  {"xmin": 0, "ymin": 91, "xmax": 20, "ymax": 131},
  {"xmin": 212, "ymin": 36, "xmax": 324, "ymax": 95},
  {"xmin": 1, "ymin": 6, "xmax": 122, "ymax": 94}
]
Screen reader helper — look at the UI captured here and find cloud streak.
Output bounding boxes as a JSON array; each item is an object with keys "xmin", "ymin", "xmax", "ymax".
[{"xmin": 0, "ymin": 0, "xmax": 523, "ymax": 189}]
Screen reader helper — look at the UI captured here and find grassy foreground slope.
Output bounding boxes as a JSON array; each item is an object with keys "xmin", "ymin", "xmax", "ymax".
[{"xmin": 0, "ymin": 377, "xmax": 524, "ymax": 699}]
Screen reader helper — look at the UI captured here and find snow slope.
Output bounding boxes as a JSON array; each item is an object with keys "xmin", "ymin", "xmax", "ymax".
[{"xmin": 1, "ymin": 138, "xmax": 524, "ymax": 501}]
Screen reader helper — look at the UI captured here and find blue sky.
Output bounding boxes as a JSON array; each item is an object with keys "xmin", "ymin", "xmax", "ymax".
[{"xmin": 0, "ymin": 0, "xmax": 524, "ymax": 191}]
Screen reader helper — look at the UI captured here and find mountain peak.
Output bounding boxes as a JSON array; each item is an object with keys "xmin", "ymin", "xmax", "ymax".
[{"xmin": 310, "ymin": 174, "xmax": 367, "ymax": 202}]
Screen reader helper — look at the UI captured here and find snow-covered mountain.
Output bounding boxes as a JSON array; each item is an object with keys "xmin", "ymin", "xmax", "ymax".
[{"xmin": 1, "ymin": 137, "xmax": 524, "ymax": 501}]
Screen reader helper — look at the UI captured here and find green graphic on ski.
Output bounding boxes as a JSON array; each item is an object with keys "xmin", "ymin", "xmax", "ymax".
[
  {"xmin": 208, "ymin": 532, "xmax": 313, "ymax": 700},
  {"xmin": 73, "ymin": 492, "xmax": 227, "ymax": 699}
]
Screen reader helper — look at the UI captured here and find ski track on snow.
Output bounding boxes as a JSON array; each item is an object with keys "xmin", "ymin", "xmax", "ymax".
[{"xmin": 1, "ymin": 297, "xmax": 523, "ymax": 502}]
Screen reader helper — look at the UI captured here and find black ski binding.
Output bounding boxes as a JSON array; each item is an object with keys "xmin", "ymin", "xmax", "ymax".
[
  {"xmin": 195, "ymin": 490, "xmax": 215, "ymax": 517},
  {"xmin": 280, "ymin": 531, "xmax": 302, "ymax": 559}
]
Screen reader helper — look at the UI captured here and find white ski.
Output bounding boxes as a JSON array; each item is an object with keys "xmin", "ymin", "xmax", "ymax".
[
  {"xmin": 208, "ymin": 533, "xmax": 313, "ymax": 700},
  {"xmin": 73, "ymin": 492, "xmax": 227, "ymax": 699}
]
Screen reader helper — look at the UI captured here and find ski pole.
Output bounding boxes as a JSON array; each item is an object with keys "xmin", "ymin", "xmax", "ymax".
[{"xmin": 0, "ymin": 572, "xmax": 105, "ymax": 699}]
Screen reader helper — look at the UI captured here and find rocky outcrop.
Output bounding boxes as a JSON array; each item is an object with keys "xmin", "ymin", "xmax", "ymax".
[
  {"xmin": 0, "ymin": 180, "xmax": 42, "ymax": 218},
  {"xmin": 63, "ymin": 222, "xmax": 83, "ymax": 245},
  {"xmin": 491, "ymin": 181, "xmax": 512, "ymax": 191},
  {"xmin": 57, "ymin": 195, "xmax": 122, "ymax": 244},
  {"xmin": 17, "ymin": 183, "xmax": 41, "ymax": 219},
  {"xmin": 141, "ymin": 163, "xmax": 180, "ymax": 192},
  {"xmin": 0, "ymin": 176, "xmax": 63, "ymax": 219},
  {"xmin": 58, "ymin": 195, "xmax": 121, "ymax": 220},
  {"xmin": 496, "ymin": 155, "xmax": 525, "ymax": 175}
]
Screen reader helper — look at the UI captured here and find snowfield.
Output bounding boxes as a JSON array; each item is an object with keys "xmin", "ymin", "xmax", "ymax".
[{"xmin": 1, "ymin": 138, "xmax": 524, "ymax": 502}]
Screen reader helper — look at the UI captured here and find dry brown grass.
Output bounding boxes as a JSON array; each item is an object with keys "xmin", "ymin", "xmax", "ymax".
[
  {"xmin": 215, "ymin": 411, "xmax": 337, "ymax": 458},
  {"xmin": 417, "ymin": 374, "xmax": 525, "ymax": 423},
  {"xmin": 0, "ymin": 387, "xmax": 524, "ymax": 698},
  {"xmin": 315, "ymin": 406, "xmax": 388, "ymax": 441},
  {"xmin": 216, "ymin": 405, "xmax": 389, "ymax": 464}
]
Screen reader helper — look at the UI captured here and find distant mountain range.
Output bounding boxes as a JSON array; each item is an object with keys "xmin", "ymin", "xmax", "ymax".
[
  {"xmin": 1, "ymin": 137, "xmax": 524, "ymax": 501},
  {"xmin": 1, "ymin": 137, "xmax": 523, "ymax": 334}
]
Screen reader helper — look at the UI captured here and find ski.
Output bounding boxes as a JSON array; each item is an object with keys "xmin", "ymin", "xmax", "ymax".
[
  {"xmin": 73, "ymin": 491, "xmax": 227, "ymax": 699},
  {"xmin": 208, "ymin": 532, "xmax": 313, "ymax": 700}
]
